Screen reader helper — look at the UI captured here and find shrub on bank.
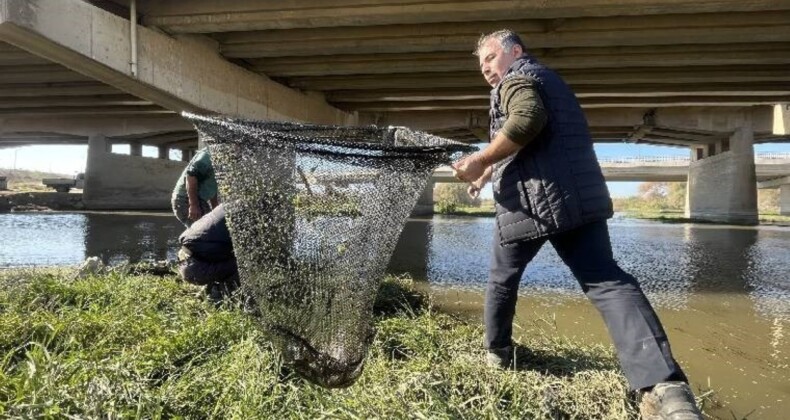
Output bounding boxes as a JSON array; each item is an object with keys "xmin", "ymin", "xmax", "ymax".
[{"xmin": 0, "ymin": 270, "xmax": 635, "ymax": 418}]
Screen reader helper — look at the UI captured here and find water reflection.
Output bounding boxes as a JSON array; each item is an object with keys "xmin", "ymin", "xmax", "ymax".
[
  {"xmin": 0, "ymin": 212, "xmax": 183, "ymax": 267},
  {"xmin": 388, "ymin": 217, "xmax": 790, "ymax": 304},
  {"xmin": 0, "ymin": 213, "xmax": 86, "ymax": 267},
  {"xmin": 83, "ymin": 213, "xmax": 182, "ymax": 264}
]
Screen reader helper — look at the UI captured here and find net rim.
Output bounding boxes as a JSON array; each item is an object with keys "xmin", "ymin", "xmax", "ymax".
[{"xmin": 182, "ymin": 112, "xmax": 477, "ymax": 157}]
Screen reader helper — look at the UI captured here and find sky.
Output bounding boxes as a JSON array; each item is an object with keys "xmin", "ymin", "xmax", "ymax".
[{"xmin": 1, "ymin": 142, "xmax": 789, "ymax": 198}]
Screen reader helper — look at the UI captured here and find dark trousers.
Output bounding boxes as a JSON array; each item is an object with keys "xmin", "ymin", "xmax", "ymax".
[
  {"xmin": 485, "ymin": 220, "xmax": 687, "ymax": 390},
  {"xmin": 179, "ymin": 255, "xmax": 239, "ymax": 287}
]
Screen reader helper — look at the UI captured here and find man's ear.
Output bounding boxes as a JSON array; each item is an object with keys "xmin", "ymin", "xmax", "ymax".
[{"xmin": 512, "ymin": 44, "xmax": 523, "ymax": 57}]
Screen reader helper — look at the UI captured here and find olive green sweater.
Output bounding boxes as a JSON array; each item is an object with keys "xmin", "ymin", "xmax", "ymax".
[{"xmin": 497, "ymin": 77, "xmax": 548, "ymax": 145}]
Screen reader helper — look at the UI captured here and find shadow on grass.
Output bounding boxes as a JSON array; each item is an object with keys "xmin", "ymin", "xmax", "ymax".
[
  {"xmin": 510, "ymin": 343, "xmax": 619, "ymax": 378},
  {"xmin": 372, "ymin": 277, "xmax": 428, "ymax": 317}
]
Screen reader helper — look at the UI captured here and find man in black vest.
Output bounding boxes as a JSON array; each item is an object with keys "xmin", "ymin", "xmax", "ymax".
[{"xmin": 453, "ymin": 29, "xmax": 702, "ymax": 419}]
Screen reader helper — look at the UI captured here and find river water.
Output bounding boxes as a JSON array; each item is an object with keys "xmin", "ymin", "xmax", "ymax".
[{"xmin": 1, "ymin": 211, "xmax": 788, "ymax": 418}]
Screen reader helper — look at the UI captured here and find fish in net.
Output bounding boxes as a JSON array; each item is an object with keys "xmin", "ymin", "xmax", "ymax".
[{"xmin": 184, "ymin": 113, "xmax": 476, "ymax": 387}]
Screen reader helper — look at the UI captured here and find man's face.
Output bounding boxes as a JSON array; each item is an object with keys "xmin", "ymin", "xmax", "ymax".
[{"xmin": 478, "ymin": 39, "xmax": 522, "ymax": 87}]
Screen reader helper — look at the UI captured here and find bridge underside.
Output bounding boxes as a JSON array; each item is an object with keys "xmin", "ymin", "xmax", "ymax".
[{"xmin": 1, "ymin": 0, "xmax": 789, "ymax": 220}]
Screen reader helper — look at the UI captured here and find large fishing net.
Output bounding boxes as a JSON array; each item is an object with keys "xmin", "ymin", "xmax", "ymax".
[{"xmin": 184, "ymin": 113, "xmax": 475, "ymax": 387}]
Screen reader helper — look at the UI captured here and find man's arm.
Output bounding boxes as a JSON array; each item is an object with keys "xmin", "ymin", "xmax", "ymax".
[
  {"xmin": 454, "ymin": 77, "xmax": 547, "ymax": 182},
  {"xmin": 186, "ymin": 175, "xmax": 203, "ymax": 221}
]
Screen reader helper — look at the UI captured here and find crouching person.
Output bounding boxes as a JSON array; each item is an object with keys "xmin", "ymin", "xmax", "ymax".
[{"xmin": 177, "ymin": 203, "xmax": 239, "ymax": 304}]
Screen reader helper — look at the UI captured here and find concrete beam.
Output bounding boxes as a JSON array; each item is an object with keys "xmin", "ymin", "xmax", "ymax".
[
  {"xmin": 139, "ymin": 1, "xmax": 790, "ymax": 32},
  {"xmin": 0, "ymin": 106, "xmax": 172, "ymax": 117},
  {"xmin": 336, "ymin": 96, "xmax": 790, "ymax": 112},
  {"xmin": 0, "ymin": 64, "xmax": 93, "ymax": 83},
  {"xmin": 327, "ymin": 83, "xmax": 790, "ymax": 103},
  {"xmin": 222, "ymin": 20, "xmax": 790, "ymax": 59},
  {"xmin": 758, "ymin": 176, "xmax": 790, "ymax": 189},
  {"xmin": 113, "ymin": 131, "xmax": 197, "ymax": 146},
  {"xmin": 0, "ymin": 82, "xmax": 123, "ymax": 97},
  {"xmin": 249, "ymin": 44, "xmax": 790, "ymax": 76},
  {"xmin": 366, "ymin": 106, "xmax": 776, "ymax": 134},
  {"xmin": 0, "ymin": 115, "xmax": 193, "ymax": 137},
  {"xmin": 360, "ymin": 110, "xmax": 488, "ymax": 132},
  {"xmin": 0, "ymin": 0, "xmax": 354, "ymax": 125},
  {"xmin": 0, "ymin": 94, "xmax": 152, "ymax": 108},
  {"xmin": 286, "ymin": 66, "xmax": 790, "ymax": 91}
]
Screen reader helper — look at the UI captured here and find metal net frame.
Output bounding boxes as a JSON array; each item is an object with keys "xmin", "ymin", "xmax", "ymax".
[{"xmin": 184, "ymin": 113, "xmax": 475, "ymax": 387}]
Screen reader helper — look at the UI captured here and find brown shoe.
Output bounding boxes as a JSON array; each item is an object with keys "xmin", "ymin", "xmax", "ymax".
[{"xmin": 639, "ymin": 382, "xmax": 703, "ymax": 420}]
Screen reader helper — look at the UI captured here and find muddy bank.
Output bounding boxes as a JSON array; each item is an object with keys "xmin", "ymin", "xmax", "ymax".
[{"xmin": 0, "ymin": 191, "xmax": 84, "ymax": 212}]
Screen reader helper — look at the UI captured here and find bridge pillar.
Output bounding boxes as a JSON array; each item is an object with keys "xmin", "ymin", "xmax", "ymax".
[
  {"xmin": 685, "ymin": 123, "xmax": 758, "ymax": 224},
  {"xmin": 779, "ymin": 184, "xmax": 790, "ymax": 216},
  {"xmin": 129, "ymin": 142, "xmax": 143, "ymax": 157},
  {"xmin": 83, "ymin": 134, "xmax": 109, "ymax": 205},
  {"xmin": 83, "ymin": 133, "xmax": 186, "ymax": 210},
  {"xmin": 411, "ymin": 180, "xmax": 435, "ymax": 216}
]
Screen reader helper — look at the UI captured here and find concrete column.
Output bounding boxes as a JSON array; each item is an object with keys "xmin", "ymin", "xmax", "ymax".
[
  {"xmin": 411, "ymin": 180, "xmax": 435, "ymax": 216},
  {"xmin": 388, "ymin": 219, "xmax": 430, "ymax": 279},
  {"xmin": 181, "ymin": 149, "xmax": 191, "ymax": 162},
  {"xmin": 129, "ymin": 142, "xmax": 143, "ymax": 157},
  {"xmin": 83, "ymin": 134, "xmax": 109, "ymax": 205},
  {"xmin": 158, "ymin": 146, "xmax": 168, "ymax": 160},
  {"xmin": 781, "ymin": 185, "xmax": 790, "ymax": 216},
  {"xmin": 685, "ymin": 123, "xmax": 758, "ymax": 224}
]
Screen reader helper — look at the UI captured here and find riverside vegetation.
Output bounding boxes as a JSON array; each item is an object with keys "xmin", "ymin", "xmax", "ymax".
[
  {"xmin": 434, "ymin": 181, "xmax": 789, "ymax": 223},
  {"xmin": 0, "ymin": 268, "xmax": 681, "ymax": 419},
  {"xmin": 0, "ymin": 169, "xmax": 72, "ymax": 192}
]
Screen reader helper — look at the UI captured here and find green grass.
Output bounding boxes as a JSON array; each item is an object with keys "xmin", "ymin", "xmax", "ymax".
[
  {"xmin": 618, "ymin": 209, "xmax": 790, "ymax": 225},
  {"xmin": 0, "ymin": 269, "xmax": 639, "ymax": 419},
  {"xmin": 436, "ymin": 202, "xmax": 496, "ymax": 217}
]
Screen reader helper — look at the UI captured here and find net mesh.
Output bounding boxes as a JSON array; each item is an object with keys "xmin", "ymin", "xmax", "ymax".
[{"xmin": 184, "ymin": 113, "xmax": 475, "ymax": 387}]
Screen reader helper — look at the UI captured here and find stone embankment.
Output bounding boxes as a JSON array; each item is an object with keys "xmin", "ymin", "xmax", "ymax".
[{"xmin": 0, "ymin": 191, "xmax": 84, "ymax": 212}]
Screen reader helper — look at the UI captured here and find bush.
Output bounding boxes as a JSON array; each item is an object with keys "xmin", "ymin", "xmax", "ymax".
[{"xmin": 435, "ymin": 183, "xmax": 480, "ymax": 213}]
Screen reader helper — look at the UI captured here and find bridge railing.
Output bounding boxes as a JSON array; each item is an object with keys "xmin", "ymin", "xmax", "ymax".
[
  {"xmin": 599, "ymin": 153, "xmax": 790, "ymax": 166},
  {"xmin": 597, "ymin": 156, "xmax": 690, "ymax": 166},
  {"xmin": 755, "ymin": 152, "xmax": 790, "ymax": 161}
]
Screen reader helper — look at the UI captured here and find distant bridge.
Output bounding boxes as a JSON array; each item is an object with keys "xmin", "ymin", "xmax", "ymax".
[{"xmin": 432, "ymin": 153, "xmax": 790, "ymax": 183}]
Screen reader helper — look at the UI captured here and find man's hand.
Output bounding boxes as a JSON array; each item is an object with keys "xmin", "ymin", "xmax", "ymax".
[
  {"xmin": 467, "ymin": 184, "xmax": 481, "ymax": 199},
  {"xmin": 188, "ymin": 203, "xmax": 203, "ymax": 221},
  {"xmin": 453, "ymin": 153, "xmax": 489, "ymax": 183}
]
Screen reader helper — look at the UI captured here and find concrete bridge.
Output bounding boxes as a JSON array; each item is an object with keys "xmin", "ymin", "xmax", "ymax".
[
  {"xmin": 432, "ymin": 154, "xmax": 790, "ymax": 183},
  {"xmin": 1, "ymin": 0, "xmax": 790, "ymax": 223},
  {"xmin": 423, "ymin": 153, "xmax": 790, "ymax": 216}
]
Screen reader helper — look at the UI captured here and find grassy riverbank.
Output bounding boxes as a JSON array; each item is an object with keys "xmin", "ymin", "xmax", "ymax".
[
  {"xmin": 0, "ymin": 169, "xmax": 71, "ymax": 192},
  {"xmin": 0, "ymin": 269, "xmax": 644, "ymax": 418},
  {"xmin": 437, "ymin": 202, "xmax": 495, "ymax": 217},
  {"xmin": 617, "ymin": 209, "xmax": 790, "ymax": 225}
]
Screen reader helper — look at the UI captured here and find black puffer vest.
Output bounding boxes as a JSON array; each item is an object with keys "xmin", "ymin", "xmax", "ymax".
[{"xmin": 490, "ymin": 55, "xmax": 612, "ymax": 245}]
